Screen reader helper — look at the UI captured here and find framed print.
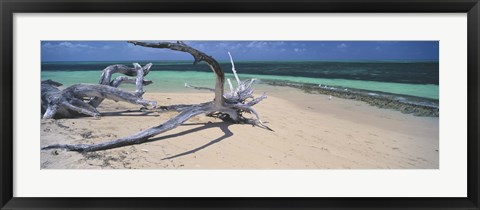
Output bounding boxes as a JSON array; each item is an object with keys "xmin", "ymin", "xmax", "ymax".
[{"xmin": 1, "ymin": 0, "xmax": 479, "ymax": 209}]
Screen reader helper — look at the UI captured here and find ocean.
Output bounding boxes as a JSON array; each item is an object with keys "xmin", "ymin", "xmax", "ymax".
[{"xmin": 41, "ymin": 60, "xmax": 439, "ymax": 100}]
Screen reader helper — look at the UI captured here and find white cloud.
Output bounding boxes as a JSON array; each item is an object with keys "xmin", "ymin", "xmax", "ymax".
[
  {"xmin": 58, "ymin": 42, "xmax": 94, "ymax": 49},
  {"xmin": 42, "ymin": 42, "xmax": 97, "ymax": 55},
  {"xmin": 101, "ymin": 45, "xmax": 113, "ymax": 50},
  {"xmin": 41, "ymin": 43, "xmax": 55, "ymax": 48},
  {"xmin": 291, "ymin": 42, "xmax": 306, "ymax": 47},
  {"xmin": 242, "ymin": 41, "xmax": 288, "ymax": 52},
  {"xmin": 272, "ymin": 41, "xmax": 285, "ymax": 47},
  {"xmin": 215, "ymin": 42, "xmax": 242, "ymax": 50},
  {"xmin": 191, "ymin": 43, "xmax": 206, "ymax": 50},
  {"xmin": 293, "ymin": 48, "xmax": 306, "ymax": 53},
  {"xmin": 337, "ymin": 43, "xmax": 348, "ymax": 49},
  {"xmin": 246, "ymin": 41, "xmax": 268, "ymax": 49}
]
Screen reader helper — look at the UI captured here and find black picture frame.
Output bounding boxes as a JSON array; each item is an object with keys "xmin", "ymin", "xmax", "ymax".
[{"xmin": 1, "ymin": 0, "xmax": 479, "ymax": 209}]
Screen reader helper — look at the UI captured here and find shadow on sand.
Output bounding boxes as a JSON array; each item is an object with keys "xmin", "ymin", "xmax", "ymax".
[
  {"xmin": 99, "ymin": 110, "xmax": 268, "ymax": 160},
  {"xmin": 100, "ymin": 109, "xmax": 159, "ymax": 117},
  {"xmin": 143, "ymin": 122, "xmax": 234, "ymax": 160}
]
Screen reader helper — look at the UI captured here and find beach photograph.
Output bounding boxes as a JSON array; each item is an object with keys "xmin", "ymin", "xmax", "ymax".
[{"xmin": 40, "ymin": 41, "xmax": 439, "ymax": 169}]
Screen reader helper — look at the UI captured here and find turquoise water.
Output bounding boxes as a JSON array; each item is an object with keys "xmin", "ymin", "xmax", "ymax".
[
  {"xmin": 41, "ymin": 70, "xmax": 439, "ymax": 100},
  {"xmin": 42, "ymin": 60, "xmax": 439, "ymax": 85}
]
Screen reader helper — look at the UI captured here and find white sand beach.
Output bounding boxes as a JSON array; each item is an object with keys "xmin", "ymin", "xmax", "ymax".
[{"xmin": 40, "ymin": 86, "xmax": 439, "ymax": 169}]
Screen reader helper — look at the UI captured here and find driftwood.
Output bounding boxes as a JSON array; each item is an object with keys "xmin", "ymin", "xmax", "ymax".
[
  {"xmin": 41, "ymin": 63, "xmax": 155, "ymax": 119},
  {"xmin": 42, "ymin": 41, "xmax": 269, "ymax": 152},
  {"xmin": 88, "ymin": 63, "xmax": 153, "ymax": 107},
  {"xmin": 41, "ymin": 81, "xmax": 157, "ymax": 119}
]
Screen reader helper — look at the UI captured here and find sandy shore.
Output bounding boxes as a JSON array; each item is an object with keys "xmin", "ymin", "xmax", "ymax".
[{"xmin": 40, "ymin": 86, "xmax": 439, "ymax": 169}]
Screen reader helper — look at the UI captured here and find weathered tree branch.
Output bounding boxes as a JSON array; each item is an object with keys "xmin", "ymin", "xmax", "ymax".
[
  {"xmin": 42, "ymin": 103, "xmax": 212, "ymax": 152},
  {"xmin": 110, "ymin": 76, "xmax": 153, "ymax": 88},
  {"xmin": 128, "ymin": 41, "xmax": 225, "ymax": 108},
  {"xmin": 89, "ymin": 63, "xmax": 153, "ymax": 107}
]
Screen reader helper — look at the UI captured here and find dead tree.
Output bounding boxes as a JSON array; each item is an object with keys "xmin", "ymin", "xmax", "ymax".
[
  {"xmin": 42, "ymin": 41, "xmax": 270, "ymax": 152},
  {"xmin": 41, "ymin": 63, "xmax": 156, "ymax": 119}
]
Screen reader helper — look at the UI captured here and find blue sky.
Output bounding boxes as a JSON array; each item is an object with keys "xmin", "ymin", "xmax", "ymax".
[{"xmin": 41, "ymin": 41, "xmax": 439, "ymax": 62}]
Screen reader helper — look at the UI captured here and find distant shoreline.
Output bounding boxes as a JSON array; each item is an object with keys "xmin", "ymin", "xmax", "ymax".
[{"xmin": 263, "ymin": 80, "xmax": 439, "ymax": 117}]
